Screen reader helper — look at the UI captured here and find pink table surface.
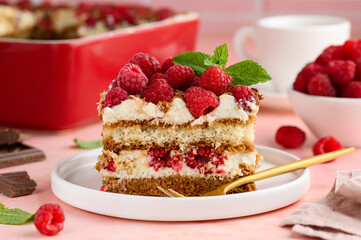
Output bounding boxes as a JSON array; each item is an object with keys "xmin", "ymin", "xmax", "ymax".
[
  {"xmin": 1, "ymin": 107, "xmax": 360, "ymax": 240},
  {"xmin": 1, "ymin": 34, "xmax": 360, "ymax": 239}
]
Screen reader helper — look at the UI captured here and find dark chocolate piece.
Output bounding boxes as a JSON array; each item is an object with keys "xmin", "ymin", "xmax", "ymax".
[
  {"xmin": 0, "ymin": 171, "xmax": 37, "ymax": 197},
  {"xmin": 0, "ymin": 143, "xmax": 45, "ymax": 168}
]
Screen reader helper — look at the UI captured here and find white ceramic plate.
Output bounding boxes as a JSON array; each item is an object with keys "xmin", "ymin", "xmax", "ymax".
[
  {"xmin": 51, "ymin": 146, "xmax": 310, "ymax": 221},
  {"xmin": 255, "ymin": 82, "xmax": 292, "ymax": 111}
]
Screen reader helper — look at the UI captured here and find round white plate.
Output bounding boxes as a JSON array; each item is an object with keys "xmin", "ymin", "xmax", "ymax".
[
  {"xmin": 51, "ymin": 146, "xmax": 310, "ymax": 221},
  {"xmin": 255, "ymin": 82, "xmax": 292, "ymax": 111}
]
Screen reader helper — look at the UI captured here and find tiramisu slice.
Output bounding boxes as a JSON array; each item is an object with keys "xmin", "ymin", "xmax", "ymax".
[{"xmin": 96, "ymin": 44, "xmax": 271, "ymax": 196}]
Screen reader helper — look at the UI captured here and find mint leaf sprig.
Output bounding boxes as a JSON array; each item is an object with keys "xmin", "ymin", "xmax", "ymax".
[
  {"xmin": 172, "ymin": 43, "xmax": 271, "ymax": 86},
  {"xmin": 0, "ymin": 203, "xmax": 35, "ymax": 225},
  {"xmin": 74, "ymin": 138, "xmax": 102, "ymax": 149}
]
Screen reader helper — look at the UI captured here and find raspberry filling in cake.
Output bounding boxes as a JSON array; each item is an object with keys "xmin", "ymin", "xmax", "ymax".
[{"xmin": 96, "ymin": 45, "xmax": 271, "ymax": 196}]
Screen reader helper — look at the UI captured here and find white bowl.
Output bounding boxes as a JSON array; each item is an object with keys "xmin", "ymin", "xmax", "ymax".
[{"xmin": 288, "ymin": 88, "xmax": 361, "ymax": 147}]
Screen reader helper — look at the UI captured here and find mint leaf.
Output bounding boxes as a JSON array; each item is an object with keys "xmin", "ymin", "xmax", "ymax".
[
  {"xmin": 172, "ymin": 52, "xmax": 212, "ymax": 76},
  {"xmin": 225, "ymin": 60, "xmax": 272, "ymax": 86},
  {"xmin": 0, "ymin": 203, "xmax": 34, "ymax": 225},
  {"xmin": 212, "ymin": 43, "xmax": 228, "ymax": 69},
  {"xmin": 173, "ymin": 44, "xmax": 271, "ymax": 86},
  {"xmin": 203, "ymin": 57, "xmax": 214, "ymax": 67},
  {"xmin": 74, "ymin": 138, "xmax": 102, "ymax": 149}
]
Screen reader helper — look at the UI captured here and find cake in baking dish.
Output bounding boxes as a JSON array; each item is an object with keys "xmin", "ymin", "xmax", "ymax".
[
  {"xmin": 0, "ymin": 2, "xmax": 177, "ymax": 39},
  {"xmin": 96, "ymin": 46, "xmax": 269, "ymax": 196}
]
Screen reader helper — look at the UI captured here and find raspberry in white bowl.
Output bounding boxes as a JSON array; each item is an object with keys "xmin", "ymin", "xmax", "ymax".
[
  {"xmin": 289, "ymin": 39, "xmax": 361, "ymax": 147},
  {"xmin": 293, "ymin": 39, "xmax": 361, "ymax": 98}
]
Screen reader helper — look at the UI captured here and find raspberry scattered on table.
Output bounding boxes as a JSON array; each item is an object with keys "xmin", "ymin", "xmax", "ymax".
[
  {"xmin": 34, "ymin": 204, "xmax": 65, "ymax": 236},
  {"xmin": 275, "ymin": 126, "xmax": 306, "ymax": 148},
  {"xmin": 313, "ymin": 136, "xmax": 343, "ymax": 162}
]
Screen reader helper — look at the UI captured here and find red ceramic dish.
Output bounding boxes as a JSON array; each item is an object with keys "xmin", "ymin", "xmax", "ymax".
[{"xmin": 0, "ymin": 13, "xmax": 199, "ymax": 130}]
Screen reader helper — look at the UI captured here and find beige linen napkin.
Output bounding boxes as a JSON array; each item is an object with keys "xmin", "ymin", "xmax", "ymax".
[{"xmin": 280, "ymin": 170, "xmax": 361, "ymax": 240}]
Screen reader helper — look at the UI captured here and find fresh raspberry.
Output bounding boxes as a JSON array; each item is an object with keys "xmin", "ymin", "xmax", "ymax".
[
  {"xmin": 231, "ymin": 85, "xmax": 256, "ymax": 112},
  {"xmin": 141, "ymin": 79, "xmax": 174, "ymax": 104},
  {"xmin": 184, "ymin": 87, "xmax": 219, "ymax": 118},
  {"xmin": 41, "ymin": 1, "xmax": 51, "ymax": 8},
  {"xmin": 341, "ymin": 81, "xmax": 361, "ymax": 98},
  {"xmin": 129, "ymin": 53, "xmax": 161, "ymax": 79},
  {"xmin": 155, "ymin": 8, "xmax": 175, "ymax": 21},
  {"xmin": 293, "ymin": 63, "xmax": 326, "ymax": 93},
  {"xmin": 164, "ymin": 65, "xmax": 195, "ymax": 89},
  {"xmin": 313, "ymin": 136, "xmax": 343, "ymax": 162},
  {"xmin": 342, "ymin": 40, "xmax": 361, "ymax": 61},
  {"xmin": 275, "ymin": 126, "xmax": 306, "ymax": 148},
  {"xmin": 307, "ymin": 74, "xmax": 337, "ymax": 97},
  {"xmin": 316, "ymin": 46, "xmax": 343, "ymax": 66},
  {"xmin": 327, "ymin": 60, "xmax": 356, "ymax": 85},
  {"xmin": 293, "ymin": 73, "xmax": 309, "ymax": 93},
  {"xmin": 114, "ymin": 6, "xmax": 136, "ymax": 24},
  {"xmin": 199, "ymin": 66, "xmax": 232, "ymax": 96},
  {"xmin": 117, "ymin": 63, "xmax": 148, "ymax": 94},
  {"xmin": 17, "ymin": 0, "xmax": 31, "ymax": 10},
  {"xmin": 353, "ymin": 57, "xmax": 361, "ymax": 80},
  {"xmin": 300, "ymin": 63, "xmax": 327, "ymax": 80},
  {"xmin": 85, "ymin": 15, "xmax": 97, "ymax": 27},
  {"xmin": 76, "ymin": 3, "xmax": 93, "ymax": 16},
  {"xmin": 34, "ymin": 204, "xmax": 65, "ymax": 236},
  {"xmin": 124, "ymin": 11, "xmax": 137, "ymax": 25},
  {"xmin": 135, "ymin": 6, "xmax": 152, "ymax": 18},
  {"xmin": 225, "ymin": 74, "xmax": 232, "ymax": 87},
  {"xmin": 231, "ymin": 85, "xmax": 255, "ymax": 102},
  {"xmin": 161, "ymin": 57, "xmax": 174, "ymax": 73},
  {"xmin": 189, "ymin": 76, "xmax": 200, "ymax": 87},
  {"xmin": 102, "ymin": 87, "xmax": 128, "ymax": 110},
  {"xmin": 148, "ymin": 73, "xmax": 164, "ymax": 85}
]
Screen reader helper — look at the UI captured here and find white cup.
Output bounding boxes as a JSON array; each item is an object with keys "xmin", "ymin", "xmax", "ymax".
[{"xmin": 234, "ymin": 15, "xmax": 351, "ymax": 93}]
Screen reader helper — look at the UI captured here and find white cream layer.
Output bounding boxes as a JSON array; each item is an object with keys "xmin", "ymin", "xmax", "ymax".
[
  {"xmin": 103, "ymin": 94, "xmax": 258, "ymax": 125},
  {"xmin": 101, "ymin": 150, "xmax": 259, "ymax": 179}
]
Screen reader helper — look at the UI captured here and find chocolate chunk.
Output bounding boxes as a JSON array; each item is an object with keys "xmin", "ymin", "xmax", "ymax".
[
  {"xmin": 0, "ymin": 143, "xmax": 45, "ymax": 168},
  {"xmin": 0, "ymin": 171, "xmax": 37, "ymax": 197}
]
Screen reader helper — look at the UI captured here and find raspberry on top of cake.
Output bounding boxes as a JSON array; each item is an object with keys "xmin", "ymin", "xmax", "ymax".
[{"xmin": 96, "ymin": 44, "xmax": 271, "ymax": 196}]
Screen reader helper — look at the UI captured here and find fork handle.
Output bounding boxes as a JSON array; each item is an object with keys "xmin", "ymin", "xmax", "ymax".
[{"xmin": 224, "ymin": 147, "xmax": 355, "ymax": 193}]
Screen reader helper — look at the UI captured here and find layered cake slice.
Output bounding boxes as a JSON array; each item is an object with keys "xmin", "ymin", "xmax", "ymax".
[{"xmin": 96, "ymin": 45, "xmax": 270, "ymax": 196}]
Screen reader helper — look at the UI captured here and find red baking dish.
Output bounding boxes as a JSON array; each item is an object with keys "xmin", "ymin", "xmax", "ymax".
[{"xmin": 0, "ymin": 13, "xmax": 199, "ymax": 130}]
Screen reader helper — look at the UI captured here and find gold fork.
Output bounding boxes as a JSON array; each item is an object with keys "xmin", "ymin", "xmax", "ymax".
[{"xmin": 157, "ymin": 147, "xmax": 355, "ymax": 197}]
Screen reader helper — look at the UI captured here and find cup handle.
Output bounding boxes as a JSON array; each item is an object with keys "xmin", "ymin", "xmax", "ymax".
[{"xmin": 233, "ymin": 26, "xmax": 258, "ymax": 60}]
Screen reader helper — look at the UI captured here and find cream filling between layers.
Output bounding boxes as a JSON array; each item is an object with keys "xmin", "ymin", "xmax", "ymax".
[
  {"xmin": 103, "ymin": 94, "xmax": 258, "ymax": 125},
  {"xmin": 101, "ymin": 150, "xmax": 259, "ymax": 179}
]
